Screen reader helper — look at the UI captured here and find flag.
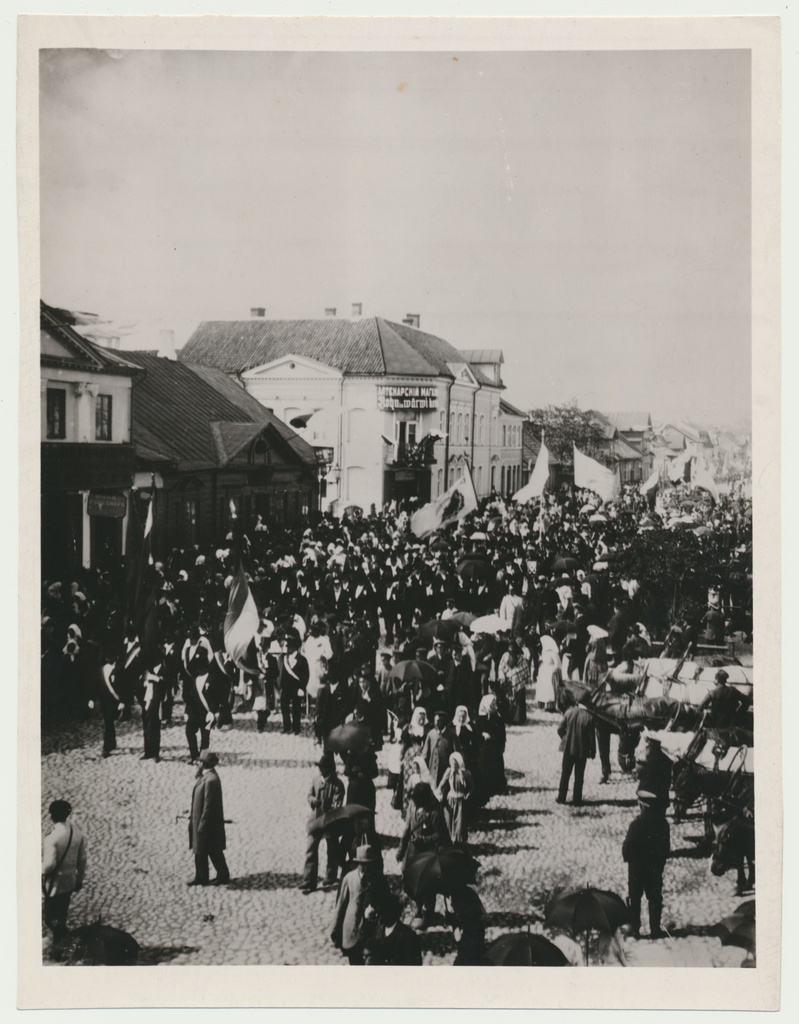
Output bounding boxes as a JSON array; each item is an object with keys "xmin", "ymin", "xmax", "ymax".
[
  {"xmin": 132, "ymin": 490, "xmax": 159, "ymax": 665},
  {"xmin": 640, "ymin": 468, "xmax": 659, "ymax": 496},
  {"xmin": 573, "ymin": 445, "xmax": 620, "ymax": 504},
  {"xmin": 513, "ymin": 442, "xmax": 549, "ymax": 503},
  {"xmin": 410, "ymin": 470, "xmax": 478, "ymax": 538},
  {"xmin": 691, "ymin": 461, "xmax": 720, "ymax": 503},
  {"xmin": 224, "ymin": 500, "xmax": 260, "ymax": 669},
  {"xmin": 668, "ymin": 450, "xmax": 692, "ymax": 483}
]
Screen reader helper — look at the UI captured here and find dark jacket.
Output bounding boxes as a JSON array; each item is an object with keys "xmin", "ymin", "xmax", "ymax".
[
  {"xmin": 558, "ymin": 705, "xmax": 596, "ymax": 760},
  {"xmin": 622, "ymin": 809, "xmax": 670, "ymax": 869},
  {"xmin": 316, "ymin": 681, "xmax": 350, "ymax": 742},
  {"xmin": 366, "ymin": 921, "xmax": 423, "ymax": 966},
  {"xmin": 190, "ymin": 769, "xmax": 226, "ymax": 853}
]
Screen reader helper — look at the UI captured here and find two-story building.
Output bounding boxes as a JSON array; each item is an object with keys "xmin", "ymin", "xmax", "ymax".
[
  {"xmin": 179, "ymin": 313, "xmax": 519, "ymax": 512},
  {"xmin": 40, "ymin": 301, "xmax": 140, "ymax": 576}
]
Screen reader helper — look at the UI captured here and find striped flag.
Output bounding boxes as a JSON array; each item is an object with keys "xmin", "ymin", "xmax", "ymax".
[
  {"xmin": 410, "ymin": 469, "xmax": 478, "ymax": 538},
  {"xmin": 513, "ymin": 442, "xmax": 549, "ymax": 504},
  {"xmin": 224, "ymin": 501, "xmax": 260, "ymax": 669},
  {"xmin": 573, "ymin": 445, "xmax": 621, "ymax": 504}
]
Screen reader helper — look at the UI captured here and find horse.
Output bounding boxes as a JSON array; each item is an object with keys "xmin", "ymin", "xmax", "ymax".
[{"xmin": 711, "ymin": 813, "xmax": 755, "ymax": 896}]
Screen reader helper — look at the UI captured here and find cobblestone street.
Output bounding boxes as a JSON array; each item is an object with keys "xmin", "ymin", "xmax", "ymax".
[{"xmin": 40, "ymin": 703, "xmax": 747, "ymax": 968}]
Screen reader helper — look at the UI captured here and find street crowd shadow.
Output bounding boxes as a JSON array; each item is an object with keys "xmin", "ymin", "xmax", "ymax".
[
  {"xmin": 213, "ymin": 753, "xmax": 317, "ymax": 770},
  {"xmin": 662, "ymin": 923, "xmax": 724, "ymax": 940},
  {"xmin": 670, "ymin": 845, "xmax": 710, "ymax": 861},
  {"xmin": 580, "ymin": 797, "xmax": 638, "ymax": 808},
  {"xmin": 226, "ymin": 871, "xmax": 304, "ymax": 892},
  {"xmin": 468, "ymin": 841, "xmax": 536, "ymax": 858},
  {"xmin": 377, "ymin": 832, "xmax": 400, "ymax": 849},
  {"xmin": 138, "ymin": 944, "xmax": 200, "ymax": 965}
]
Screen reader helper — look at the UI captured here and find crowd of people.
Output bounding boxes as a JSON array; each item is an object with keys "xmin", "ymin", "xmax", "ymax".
[{"xmin": 41, "ymin": 480, "xmax": 753, "ymax": 962}]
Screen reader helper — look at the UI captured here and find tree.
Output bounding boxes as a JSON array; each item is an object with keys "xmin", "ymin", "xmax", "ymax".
[{"xmin": 526, "ymin": 400, "xmax": 610, "ymax": 471}]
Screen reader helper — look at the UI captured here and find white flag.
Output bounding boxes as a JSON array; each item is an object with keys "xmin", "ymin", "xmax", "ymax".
[
  {"xmin": 410, "ymin": 471, "xmax": 478, "ymax": 538},
  {"xmin": 640, "ymin": 468, "xmax": 659, "ymax": 496},
  {"xmin": 513, "ymin": 442, "xmax": 549, "ymax": 503},
  {"xmin": 573, "ymin": 444, "xmax": 620, "ymax": 504},
  {"xmin": 692, "ymin": 462, "xmax": 720, "ymax": 503}
]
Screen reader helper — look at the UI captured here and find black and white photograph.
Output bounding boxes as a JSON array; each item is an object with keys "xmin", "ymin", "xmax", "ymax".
[{"xmin": 17, "ymin": 12, "xmax": 781, "ymax": 1012}]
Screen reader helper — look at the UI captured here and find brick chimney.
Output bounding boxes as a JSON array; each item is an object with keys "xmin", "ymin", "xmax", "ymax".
[
  {"xmin": 159, "ymin": 328, "xmax": 176, "ymax": 360},
  {"xmin": 402, "ymin": 314, "xmax": 420, "ymax": 328},
  {"xmin": 250, "ymin": 307, "xmax": 266, "ymax": 318},
  {"xmin": 351, "ymin": 302, "xmax": 363, "ymax": 319},
  {"xmin": 324, "ymin": 307, "xmax": 337, "ymax": 318}
]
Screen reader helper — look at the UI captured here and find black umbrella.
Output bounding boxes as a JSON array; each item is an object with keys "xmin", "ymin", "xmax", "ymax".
[
  {"xmin": 417, "ymin": 618, "xmax": 462, "ymax": 643},
  {"xmin": 545, "ymin": 887, "xmax": 628, "ymax": 966},
  {"xmin": 486, "ymin": 931, "xmax": 571, "ymax": 967},
  {"xmin": 456, "ymin": 557, "xmax": 497, "ymax": 582},
  {"xmin": 403, "ymin": 847, "xmax": 480, "ymax": 901},
  {"xmin": 545, "ymin": 887, "xmax": 628, "ymax": 938},
  {"xmin": 324, "ymin": 722, "xmax": 372, "ymax": 754},
  {"xmin": 552, "ymin": 555, "xmax": 580, "ymax": 572},
  {"xmin": 388, "ymin": 659, "xmax": 438, "ymax": 687},
  {"xmin": 307, "ymin": 804, "xmax": 374, "ymax": 837}
]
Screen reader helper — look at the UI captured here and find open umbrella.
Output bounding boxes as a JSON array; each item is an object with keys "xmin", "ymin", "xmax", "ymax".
[
  {"xmin": 545, "ymin": 888, "xmax": 628, "ymax": 940},
  {"xmin": 417, "ymin": 618, "xmax": 463, "ymax": 644},
  {"xmin": 588, "ymin": 513, "xmax": 608, "ymax": 524},
  {"xmin": 388, "ymin": 659, "xmax": 439, "ymax": 687},
  {"xmin": 470, "ymin": 614, "xmax": 508, "ymax": 636},
  {"xmin": 450, "ymin": 611, "xmax": 477, "ymax": 628},
  {"xmin": 456, "ymin": 557, "xmax": 497, "ymax": 582},
  {"xmin": 469, "ymin": 531, "xmax": 488, "ymax": 541},
  {"xmin": 307, "ymin": 804, "xmax": 374, "ymax": 837},
  {"xmin": 403, "ymin": 847, "xmax": 480, "ymax": 901},
  {"xmin": 552, "ymin": 555, "xmax": 580, "ymax": 573},
  {"xmin": 486, "ymin": 931, "xmax": 571, "ymax": 967},
  {"xmin": 580, "ymin": 503, "xmax": 598, "ymax": 514},
  {"xmin": 324, "ymin": 722, "xmax": 372, "ymax": 754},
  {"xmin": 715, "ymin": 900, "xmax": 755, "ymax": 955}
]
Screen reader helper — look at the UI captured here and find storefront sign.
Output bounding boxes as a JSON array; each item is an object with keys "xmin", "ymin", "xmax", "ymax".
[
  {"xmin": 314, "ymin": 446, "xmax": 335, "ymax": 466},
  {"xmin": 377, "ymin": 385, "xmax": 437, "ymax": 411},
  {"xmin": 88, "ymin": 492, "xmax": 128, "ymax": 518},
  {"xmin": 394, "ymin": 470, "xmax": 416, "ymax": 481}
]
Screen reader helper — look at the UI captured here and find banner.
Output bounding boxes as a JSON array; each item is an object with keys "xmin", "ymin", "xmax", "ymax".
[
  {"xmin": 410, "ymin": 470, "xmax": 478, "ymax": 538},
  {"xmin": 691, "ymin": 462, "xmax": 720, "ymax": 503},
  {"xmin": 573, "ymin": 445, "xmax": 620, "ymax": 503},
  {"xmin": 513, "ymin": 442, "xmax": 549, "ymax": 504}
]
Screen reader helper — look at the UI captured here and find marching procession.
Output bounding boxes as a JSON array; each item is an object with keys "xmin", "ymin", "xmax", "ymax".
[{"xmin": 40, "ymin": 469, "xmax": 755, "ymax": 968}]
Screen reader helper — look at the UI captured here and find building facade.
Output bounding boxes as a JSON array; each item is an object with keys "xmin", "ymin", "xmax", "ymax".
[
  {"xmin": 179, "ymin": 315, "xmax": 521, "ymax": 512},
  {"xmin": 40, "ymin": 301, "xmax": 140, "ymax": 577}
]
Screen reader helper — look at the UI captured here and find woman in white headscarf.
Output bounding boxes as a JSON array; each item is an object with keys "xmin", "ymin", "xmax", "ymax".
[
  {"xmin": 395, "ymin": 706, "xmax": 430, "ymax": 817},
  {"xmin": 477, "ymin": 693, "xmax": 507, "ymax": 800},
  {"xmin": 437, "ymin": 752, "xmax": 474, "ymax": 844},
  {"xmin": 536, "ymin": 635, "xmax": 562, "ymax": 712}
]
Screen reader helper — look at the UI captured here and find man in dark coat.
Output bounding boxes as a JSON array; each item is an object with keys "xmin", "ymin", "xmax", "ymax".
[
  {"xmin": 698, "ymin": 669, "xmax": 750, "ymax": 729},
  {"xmin": 427, "ymin": 639, "xmax": 456, "ymax": 713},
  {"xmin": 188, "ymin": 751, "xmax": 230, "ymax": 887},
  {"xmin": 365, "ymin": 893, "xmax": 423, "ymax": 966},
  {"xmin": 556, "ymin": 694, "xmax": 596, "ymax": 806},
  {"xmin": 278, "ymin": 631, "xmax": 310, "ymax": 735},
  {"xmin": 315, "ymin": 674, "xmax": 350, "ymax": 745},
  {"xmin": 449, "ymin": 645, "xmax": 480, "ymax": 720},
  {"xmin": 622, "ymin": 790, "xmax": 670, "ymax": 939},
  {"xmin": 636, "ymin": 732, "xmax": 673, "ymax": 811}
]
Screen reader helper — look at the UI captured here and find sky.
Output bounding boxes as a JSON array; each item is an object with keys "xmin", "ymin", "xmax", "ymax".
[{"xmin": 39, "ymin": 47, "xmax": 752, "ymax": 430}]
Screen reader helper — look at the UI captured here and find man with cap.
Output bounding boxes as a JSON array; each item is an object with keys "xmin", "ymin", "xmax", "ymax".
[
  {"xmin": 636, "ymin": 731, "xmax": 673, "ymax": 811},
  {"xmin": 42, "ymin": 799, "xmax": 87, "ymax": 941},
  {"xmin": 330, "ymin": 842, "xmax": 387, "ymax": 965},
  {"xmin": 698, "ymin": 669, "xmax": 750, "ymax": 729},
  {"xmin": 301, "ymin": 752, "xmax": 345, "ymax": 894},
  {"xmin": 428, "ymin": 638, "xmax": 455, "ymax": 712},
  {"xmin": 278, "ymin": 629, "xmax": 310, "ymax": 735},
  {"xmin": 188, "ymin": 751, "xmax": 230, "ymax": 887},
  {"xmin": 622, "ymin": 790, "xmax": 670, "ymax": 939}
]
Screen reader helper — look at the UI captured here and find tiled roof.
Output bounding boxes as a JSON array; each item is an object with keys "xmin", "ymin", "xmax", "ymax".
[
  {"xmin": 613, "ymin": 434, "xmax": 643, "ymax": 461},
  {"xmin": 41, "ymin": 300, "xmax": 141, "ymax": 376},
  {"xmin": 375, "ymin": 319, "xmax": 441, "ymax": 376},
  {"xmin": 180, "ymin": 318, "xmax": 390, "ymax": 375},
  {"xmin": 586, "ymin": 410, "xmax": 616, "ymax": 440},
  {"xmin": 124, "ymin": 352, "xmax": 316, "ymax": 470},
  {"xmin": 460, "ymin": 349, "xmax": 505, "ymax": 364}
]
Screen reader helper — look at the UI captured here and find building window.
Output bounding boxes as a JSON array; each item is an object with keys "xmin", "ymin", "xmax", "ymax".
[
  {"xmin": 437, "ymin": 468, "xmax": 443, "ymax": 495},
  {"xmin": 464, "ymin": 413, "xmax": 470, "ymax": 443},
  {"xmin": 95, "ymin": 394, "xmax": 113, "ymax": 441},
  {"xmin": 450, "ymin": 411, "xmax": 455, "ymax": 438},
  {"xmin": 479, "ymin": 415, "xmax": 485, "ymax": 445},
  {"xmin": 457, "ymin": 413, "xmax": 463, "ymax": 445},
  {"xmin": 183, "ymin": 499, "xmax": 198, "ymax": 545},
  {"xmin": 46, "ymin": 388, "xmax": 66, "ymax": 439},
  {"xmin": 439, "ymin": 410, "xmax": 446, "ymax": 434}
]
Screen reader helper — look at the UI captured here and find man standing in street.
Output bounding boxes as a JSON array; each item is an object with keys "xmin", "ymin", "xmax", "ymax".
[
  {"xmin": 188, "ymin": 751, "xmax": 230, "ymax": 887},
  {"xmin": 279, "ymin": 630, "xmax": 310, "ymax": 735},
  {"xmin": 42, "ymin": 799, "xmax": 87, "ymax": 941},
  {"xmin": 698, "ymin": 669, "xmax": 750, "ymax": 729},
  {"xmin": 622, "ymin": 790, "xmax": 670, "ymax": 939},
  {"xmin": 556, "ymin": 693, "xmax": 596, "ymax": 807},
  {"xmin": 636, "ymin": 732, "xmax": 673, "ymax": 811},
  {"xmin": 365, "ymin": 893, "xmax": 423, "ymax": 966}
]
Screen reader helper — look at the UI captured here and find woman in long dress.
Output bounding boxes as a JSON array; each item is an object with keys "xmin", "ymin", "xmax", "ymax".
[
  {"xmin": 476, "ymin": 693, "xmax": 507, "ymax": 800},
  {"xmin": 536, "ymin": 635, "xmax": 562, "ymax": 712},
  {"xmin": 394, "ymin": 706, "xmax": 430, "ymax": 816},
  {"xmin": 437, "ymin": 752, "xmax": 474, "ymax": 844}
]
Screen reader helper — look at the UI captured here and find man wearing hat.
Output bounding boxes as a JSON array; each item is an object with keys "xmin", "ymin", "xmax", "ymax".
[
  {"xmin": 698, "ymin": 669, "xmax": 750, "ymax": 729},
  {"xmin": 622, "ymin": 790, "xmax": 670, "ymax": 939},
  {"xmin": 278, "ymin": 630, "xmax": 310, "ymax": 735},
  {"xmin": 556, "ymin": 692, "xmax": 596, "ymax": 807},
  {"xmin": 188, "ymin": 751, "xmax": 230, "ymax": 887},
  {"xmin": 365, "ymin": 893, "xmax": 423, "ymax": 966},
  {"xmin": 330, "ymin": 842, "xmax": 386, "ymax": 965}
]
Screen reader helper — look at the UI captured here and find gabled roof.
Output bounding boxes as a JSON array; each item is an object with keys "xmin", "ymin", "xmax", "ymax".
[
  {"xmin": 586, "ymin": 409, "xmax": 617, "ymax": 441},
  {"xmin": 522, "ymin": 423, "xmax": 560, "ymax": 465},
  {"xmin": 604, "ymin": 411, "xmax": 652, "ymax": 433},
  {"xmin": 40, "ymin": 300, "xmax": 141, "ymax": 377},
  {"xmin": 460, "ymin": 349, "xmax": 504, "ymax": 364},
  {"xmin": 499, "ymin": 398, "xmax": 526, "ymax": 419},
  {"xmin": 613, "ymin": 433, "xmax": 644, "ymax": 461},
  {"xmin": 124, "ymin": 351, "xmax": 316, "ymax": 471}
]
